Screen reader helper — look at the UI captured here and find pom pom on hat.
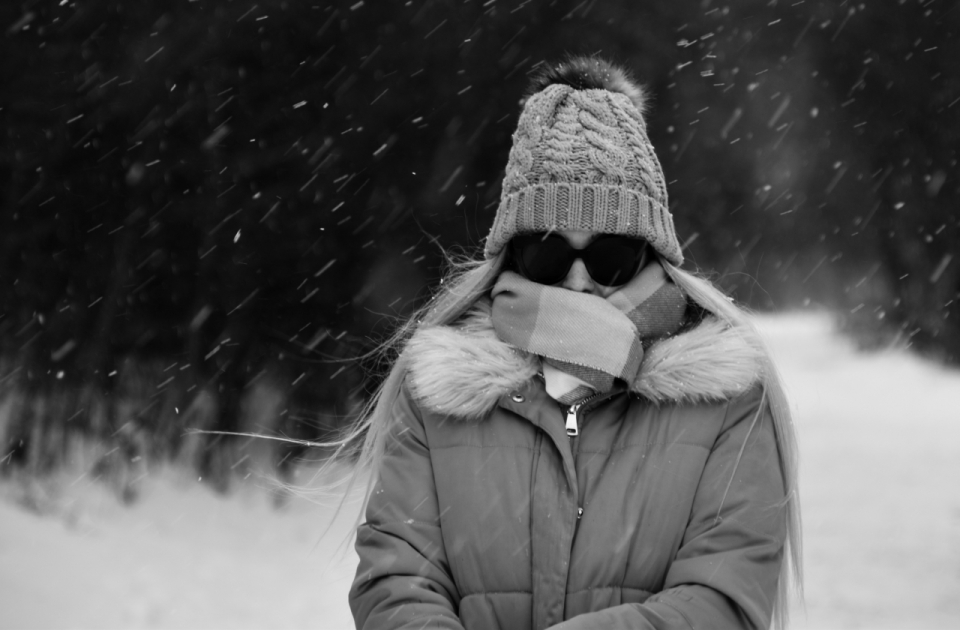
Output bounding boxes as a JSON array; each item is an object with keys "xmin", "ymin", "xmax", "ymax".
[{"xmin": 527, "ymin": 56, "xmax": 649, "ymax": 114}]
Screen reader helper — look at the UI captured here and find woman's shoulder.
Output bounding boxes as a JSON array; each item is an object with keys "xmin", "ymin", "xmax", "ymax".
[
  {"xmin": 634, "ymin": 315, "xmax": 768, "ymax": 405},
  {"xmin": 403, "ymin": 299, "xmax": 539, "ymax": 421}
]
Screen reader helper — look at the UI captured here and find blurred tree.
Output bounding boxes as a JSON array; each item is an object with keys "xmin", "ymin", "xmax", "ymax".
[
  {"xmin": 807, "ymin": 0, "xmax": 960, "ymax": 357},
  {"xmin": 1, "ymin": 0, "xmax": 957, "ymax": 481}
]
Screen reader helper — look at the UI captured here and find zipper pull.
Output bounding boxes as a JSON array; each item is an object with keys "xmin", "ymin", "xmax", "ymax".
[{"xmin": 565, "ymin": 403, "xmax": 581, "ymax": 437}]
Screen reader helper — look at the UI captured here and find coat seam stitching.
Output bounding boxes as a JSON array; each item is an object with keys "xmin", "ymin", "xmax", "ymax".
[
  {"xmin": 429, "ymin": 444, "xmax": 536, "ymax": 451},
  {"xmin": 367, "ymin": 519, "xmax": 442, "ymax": 528},
  {"xmin": 566, "ymin": 585, "xmax": 654, "ymax": 595},
  {"xmin": 578, "ymin": 442, "xmax": 708, "ymax": 454}
]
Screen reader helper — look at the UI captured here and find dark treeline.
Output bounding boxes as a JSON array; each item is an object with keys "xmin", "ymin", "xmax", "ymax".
[{"xmin": 1, "ymin": 0, "xmax": 957, "ymax": 488}]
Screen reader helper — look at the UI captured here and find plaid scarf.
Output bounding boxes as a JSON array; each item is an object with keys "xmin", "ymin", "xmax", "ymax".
[{"xmin": 491, "ymin": 262, "xmax": 688, "ymax": 405}]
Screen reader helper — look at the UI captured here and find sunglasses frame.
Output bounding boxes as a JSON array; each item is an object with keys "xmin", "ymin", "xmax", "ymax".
[{"xmin": 509, "ymin": 232, "xmax": 649, "ymax": 286}]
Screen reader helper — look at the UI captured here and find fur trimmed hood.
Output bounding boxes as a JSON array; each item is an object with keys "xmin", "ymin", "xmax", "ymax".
[{"xmin": 405, "ymin": 300, "xmax": 767, "ymax": 420}]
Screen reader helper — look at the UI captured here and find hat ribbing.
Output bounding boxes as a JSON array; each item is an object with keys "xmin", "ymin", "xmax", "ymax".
[{"xmin": 484, "ymin": 58, "xmax": 683, "ymax": 265}]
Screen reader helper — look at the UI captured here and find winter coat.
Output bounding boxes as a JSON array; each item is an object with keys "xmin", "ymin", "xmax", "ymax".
[{"xmin": 349, "ymin": 304, "xmax": 787, "ymax": 630}]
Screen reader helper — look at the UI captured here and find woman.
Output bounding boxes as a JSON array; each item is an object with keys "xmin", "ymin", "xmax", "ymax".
[{"xmin": 344, "ymin": 57, "xmax": 801, "ymax": 630}]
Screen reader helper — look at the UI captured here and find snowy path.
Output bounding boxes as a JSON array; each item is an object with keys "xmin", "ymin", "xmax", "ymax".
[
  {"xmin": 1, "ymin": 313, "xmax": 959, "ymax": 629},
  {"xmin": 0, "ymin": 469, "xmax": 363, "ymax": 629},
  {"xmin": 755, "ymin": 315, "xmax": 960, "ymax": 629}
]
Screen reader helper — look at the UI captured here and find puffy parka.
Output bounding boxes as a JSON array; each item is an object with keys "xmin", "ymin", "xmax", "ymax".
[{"xmin": 349, "ymin": 307, "xmax": 787, "ymax": 630}]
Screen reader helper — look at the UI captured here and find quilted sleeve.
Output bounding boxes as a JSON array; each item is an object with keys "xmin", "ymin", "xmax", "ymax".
[{"xmin": 349, "ymin": 387, "xmax": 465, "ymax": 630}]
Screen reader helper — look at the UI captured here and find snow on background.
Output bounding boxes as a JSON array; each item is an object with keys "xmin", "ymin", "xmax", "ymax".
[{"xmin": 1, "ymin": 312, "xmax": 959, "ymax": 630}]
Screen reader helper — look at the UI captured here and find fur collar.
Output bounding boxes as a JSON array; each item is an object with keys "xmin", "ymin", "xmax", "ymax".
[{"xmin": 405, "ymin": 300, "xmax": 766, "ymax": 420}]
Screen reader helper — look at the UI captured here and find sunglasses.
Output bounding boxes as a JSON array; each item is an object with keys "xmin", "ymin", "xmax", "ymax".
[{"xmin": 509, "ymin": 233, "xmax": 649, "ymax": 286}]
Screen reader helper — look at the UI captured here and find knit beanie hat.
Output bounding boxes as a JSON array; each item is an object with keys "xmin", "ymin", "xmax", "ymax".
[{"xmin": 484, "ymin": 57, "xmax": 683, "ymax": 265}]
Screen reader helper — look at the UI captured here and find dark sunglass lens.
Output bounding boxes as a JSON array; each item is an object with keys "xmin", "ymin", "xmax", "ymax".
[
  {"xmin": 514, "ymin": 234, "xmax": 571, "ymax": 284},
  {"xmin": 585, "ymin": 237, "xmax": 646, "ymax": 285}
]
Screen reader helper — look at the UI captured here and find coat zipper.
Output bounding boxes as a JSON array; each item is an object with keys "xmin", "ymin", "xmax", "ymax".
[
  {"xmin": 565, "ymin": 392, "xmax": 606, "ymax": 541},
  {"xmin": 564, "ymin": 393, "xmax": 601, "ymax": 437},
  {"xmin": 567, "ymin": 400, "xmax": 585, "ymax": 540},
  {"xmin": 564, "ymin": 404, "xmax": 581, "ymax": 436}
]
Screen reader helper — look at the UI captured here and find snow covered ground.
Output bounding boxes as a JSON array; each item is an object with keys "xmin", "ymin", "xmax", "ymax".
[
  {"xmin": 756, "ymin": 315, "xmax": 960, "ymax": 629},
  {"xmin": 1, "ymin": 312, "xmax": 958, "ymax": 629}
]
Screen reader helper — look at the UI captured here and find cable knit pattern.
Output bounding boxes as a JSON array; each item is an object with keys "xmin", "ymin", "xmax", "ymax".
[{"xmin": 485, "ymin": 68, "xmax": 682, "ymax": 265}]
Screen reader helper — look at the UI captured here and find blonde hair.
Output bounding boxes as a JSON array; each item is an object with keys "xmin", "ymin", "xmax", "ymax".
[
  {"xmin": 662, "ymin": 262, "xmax": 803, "ymax": 630},
  {"xmin": 323, "ymin": 250, "xmax": 507, "ymax": 509},
  {"xmin": 329, "ymin": 250, "xmax": 802, "ymax": 630}
]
